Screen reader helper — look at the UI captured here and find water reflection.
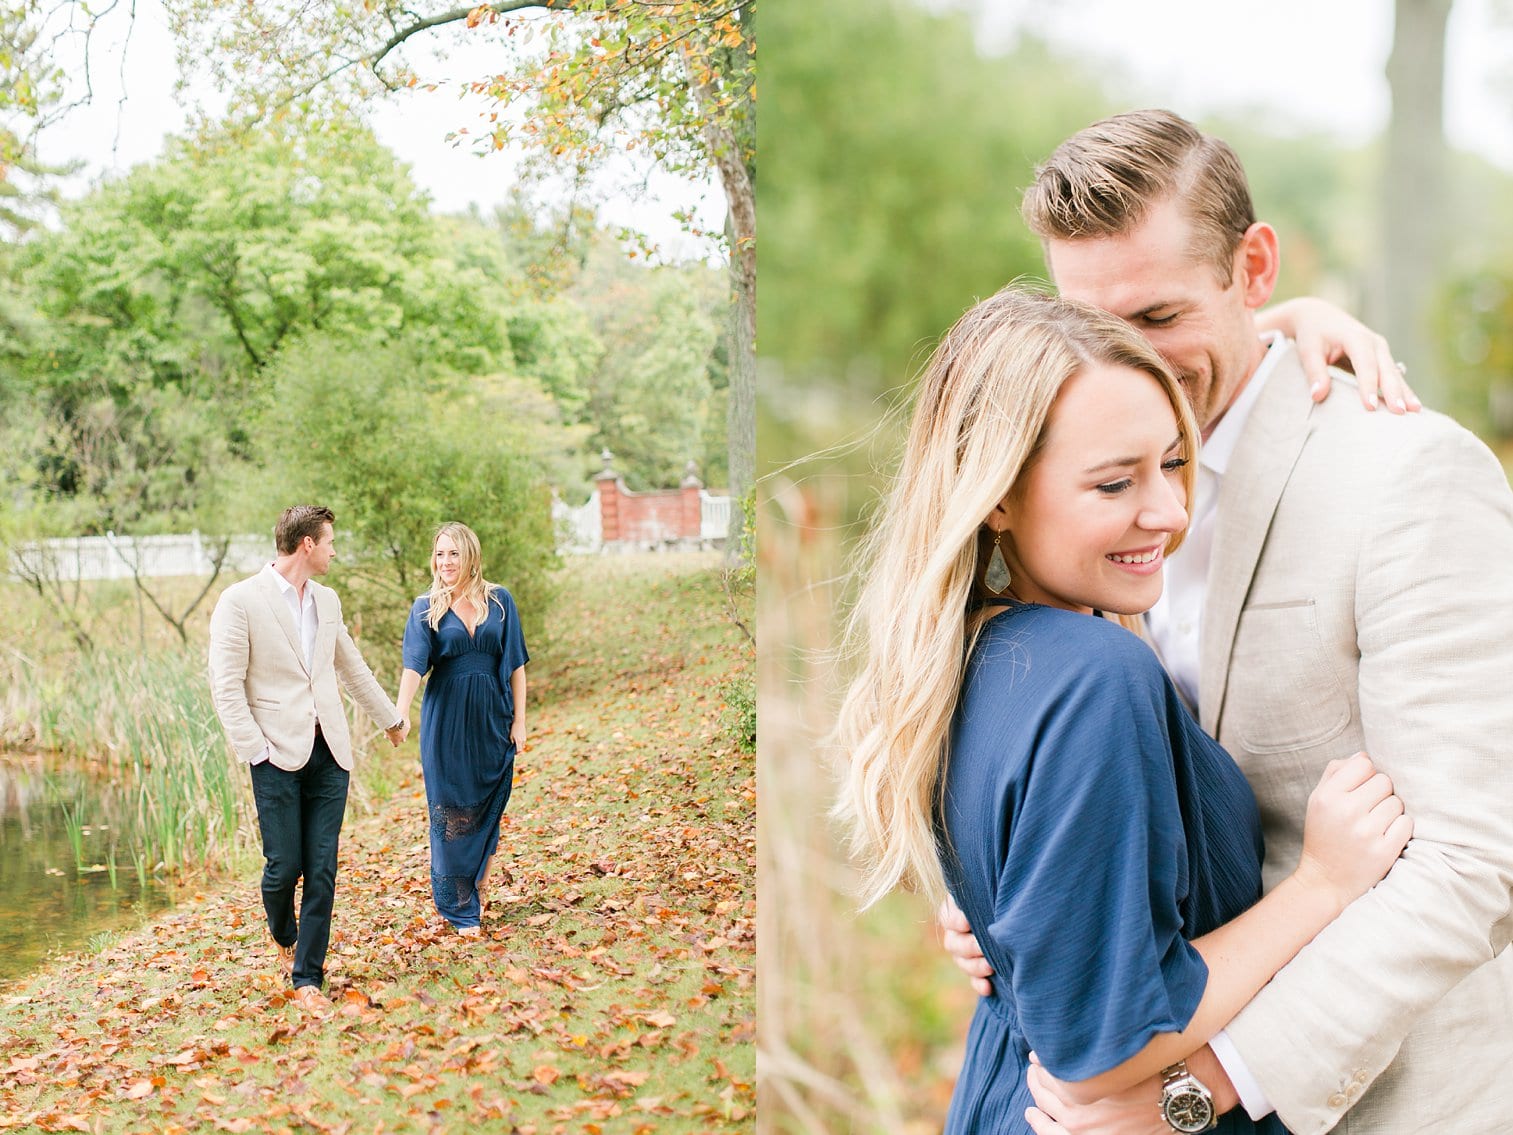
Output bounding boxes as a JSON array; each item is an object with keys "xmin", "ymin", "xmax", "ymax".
[{"xmin": 0, "ymin": 753, "xmax": 176, "ymax": 983}]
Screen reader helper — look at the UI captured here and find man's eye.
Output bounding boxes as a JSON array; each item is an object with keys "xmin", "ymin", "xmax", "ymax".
[{"xmin": 1144, "ymin": 312, "xmax": 1178, "ymax": 327}]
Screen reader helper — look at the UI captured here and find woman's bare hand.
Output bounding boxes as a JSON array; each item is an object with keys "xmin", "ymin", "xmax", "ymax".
[{"xmin": 1295, "ymin": 751, "xmax": 1413, "ymax": 909}]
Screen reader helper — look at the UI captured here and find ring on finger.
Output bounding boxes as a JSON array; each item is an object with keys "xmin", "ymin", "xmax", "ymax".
[{"xmin": 1395, "ymin": 360, "xmax": 1407, "ymax": 375}]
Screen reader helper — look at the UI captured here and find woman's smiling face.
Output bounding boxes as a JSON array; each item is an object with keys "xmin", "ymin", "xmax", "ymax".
[
  {"xmin": 995, "ymin": 361, "xmax": 1190, "ymax": 616},
  {"xmin": 433, "ymin": 533, "xmax": 463, "ymax": 587}
]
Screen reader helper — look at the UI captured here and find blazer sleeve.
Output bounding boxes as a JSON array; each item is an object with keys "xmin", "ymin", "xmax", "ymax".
[
  {"xmin": 207, "ymin": 588, "xmax": 268, "ymax": 762},
  {"xmin": 1223, "ymin": 421, "xmax": 1513, "ymax": 1134},
  {"xmin": 328, "ymin": 590, "xmax": 399, "ymax": 730}
]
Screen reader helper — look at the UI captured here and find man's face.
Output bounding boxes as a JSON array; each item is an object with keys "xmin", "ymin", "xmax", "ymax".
[
  {"xmin": 1045, "ymin": 197, "xmax": 1268, "ymax": 435},
  {"xmin": 306, "ymin": 523, "xmax": 336, "ymax": 576}
]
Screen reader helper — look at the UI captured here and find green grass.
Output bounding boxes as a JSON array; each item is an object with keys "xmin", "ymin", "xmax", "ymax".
[{"xmin": 0, "ymin": 553, "xmax": 754, "ymax": 1133}]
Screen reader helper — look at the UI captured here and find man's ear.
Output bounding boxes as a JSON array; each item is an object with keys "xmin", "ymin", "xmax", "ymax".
[{"xmin": 1237, "ymin": 221, "xmax": 1280, "ymax": 310}]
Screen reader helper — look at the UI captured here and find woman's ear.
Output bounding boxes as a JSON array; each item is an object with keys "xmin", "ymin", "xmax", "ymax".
[{"xmin": 985, "ymin": 493, "xmax": 1015, "ymax": 534}]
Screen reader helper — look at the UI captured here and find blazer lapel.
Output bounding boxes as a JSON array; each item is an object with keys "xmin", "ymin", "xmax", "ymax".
[
  {"xmin": 259, "ymin": 570, "xmax": 310, "ymax": 677},
  {"xmin": 311, "ymin": 582, "xmax": 335, "ymax": 667},
  {"xmin": 1199, "ymin": 348, "xmax": 1312, "ymax": 736}
]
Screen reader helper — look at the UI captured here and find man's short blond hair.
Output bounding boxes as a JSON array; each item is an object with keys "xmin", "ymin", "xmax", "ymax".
[{"xmin": 1022, "ymin": 109, "xmax": 1256, "ymax": 286}]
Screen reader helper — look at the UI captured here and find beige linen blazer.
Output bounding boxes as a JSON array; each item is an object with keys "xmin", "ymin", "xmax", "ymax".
[
  {"xmin": 208, "ymin": 567, "xmax": 399, "ymax": 772},
  {"xmin": 1197, "ymin": 345, "xmax": 1513, "ymax": 1135}
]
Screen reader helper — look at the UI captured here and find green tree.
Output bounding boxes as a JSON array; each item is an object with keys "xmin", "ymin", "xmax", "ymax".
[
  {"xmin": 8, "ymin": 120, "xmax": 514, "ymax": 531},
  {"xmin": 0, "ymin": 0, "xmax": 74, "ymax": 238},
  {"xmin": 569, "ymin": 235, "xmax": 724, "ymax": 489},
  {"xmin": 161, "ymin": 0, "xmax": 755, "ymax": 535},
  {"xmin": 256, "ymin": 331, "xmax": 559, "ymax": 652}
]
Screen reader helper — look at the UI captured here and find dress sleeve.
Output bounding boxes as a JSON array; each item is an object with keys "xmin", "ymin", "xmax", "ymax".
[
  {"xmin": 495, "ymin": 587, "xmax": 529, "ymax": 676},
  {"xmin": 988, "ymin": 651, "xmax": 1208, "ymax": 1082},
  {"xmin": 401, "ymin": 598, "xmax": 433, "ymax": 676}
]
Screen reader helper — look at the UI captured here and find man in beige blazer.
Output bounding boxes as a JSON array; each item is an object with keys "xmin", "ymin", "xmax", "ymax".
[
  {"xmin": 943, "ymin": 111, "xmax": 1513, "ymax": 1134},
  {"xmin": 209, "ymin": 505, "xmax": 406, "ymax": 1014}
]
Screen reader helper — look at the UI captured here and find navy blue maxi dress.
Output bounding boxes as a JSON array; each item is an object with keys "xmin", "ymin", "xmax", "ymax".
[
  {"xmin": 939, "ymin": 603, "xmax": 1287, "ymax": 1135},
  {"xmin": 402, "ymin": 586, "xmax": 529, "ymax": 929}
]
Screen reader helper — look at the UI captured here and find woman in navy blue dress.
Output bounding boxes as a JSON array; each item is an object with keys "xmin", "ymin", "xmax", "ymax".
[
  {"xmin": 396, "ymin": 522, "xmax": 529, "ymax": 937},
  {"xmin": 834, "ymin": 289, "xmax": 1411, "ymax": 1133}
]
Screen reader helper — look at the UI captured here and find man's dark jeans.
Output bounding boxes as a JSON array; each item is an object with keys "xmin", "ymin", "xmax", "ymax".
[{"xmin": 249, "ymin": 733, "xmax": 349, "ymax": 990}]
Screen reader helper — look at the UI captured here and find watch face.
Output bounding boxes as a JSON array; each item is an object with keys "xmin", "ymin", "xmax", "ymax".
[{"xmin": 1165, "ymin": 1087, "xmax": 1215, "ymax": 1133}]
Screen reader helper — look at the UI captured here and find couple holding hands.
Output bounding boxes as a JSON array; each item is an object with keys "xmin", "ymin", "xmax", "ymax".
[
  {"xmin": 208, "ymin": 508, "xmax": 529, "ymax": 1014},
  {"xmin": 837, "ymin": 111, "xmax": 1513, "ymax": 1134}
]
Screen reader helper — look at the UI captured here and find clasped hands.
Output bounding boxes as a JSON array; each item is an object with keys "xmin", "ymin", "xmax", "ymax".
[{"xmin": 385, "ymin": 717, "xmax": 410, "ymax": 747}]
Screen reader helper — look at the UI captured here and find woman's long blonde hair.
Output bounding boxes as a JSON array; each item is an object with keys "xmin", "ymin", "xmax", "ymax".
[
  {"xmin": 833, "ymin": 287, "xmax": 1198, "ymax": 911},
  {"xmin": 425, "ymin": 521, "xmax": 502, "ymax": 631}
]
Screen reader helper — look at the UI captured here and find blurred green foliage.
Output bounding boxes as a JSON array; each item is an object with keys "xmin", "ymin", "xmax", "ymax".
[
  {"xmin": 762, "ymin": 0, "xmax": 1101, "ymax": 406},
  {"xmin": 760, "ymin": 0, "xmax": 1513, "ymax": 484}
]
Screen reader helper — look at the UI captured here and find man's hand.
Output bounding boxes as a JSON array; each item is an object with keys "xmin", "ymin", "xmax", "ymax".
[
  {"xmin": 385, "ymin": 718, "xmax": 409, "ymax": 747},
  {"xmin": 1025, "ymin": 1046, "xmax": 1239, "ymax": 1135},
  {"xmin": 938, "ymin": 896, "xmax": 994, "ymax": 997},
  {"xmin": 1026, "ymin": 1054, "xmax": 1166, "ymax": 1135}
]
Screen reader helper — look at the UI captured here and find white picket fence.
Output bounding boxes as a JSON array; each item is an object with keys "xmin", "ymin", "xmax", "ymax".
[
  {"xmin": 8, "ymin": 496, "xmax": 734, "ymax": 582},
  {"xmin": 701, "ymin": 493, "xmax": 733, "ymax": 541},
  {"xmin": 552, "ymin": 492, "xmax": 603, "ymax": 555},
  {"xmin": 6, "ymin": 531, "xmax": 270, "ymax": 583}
]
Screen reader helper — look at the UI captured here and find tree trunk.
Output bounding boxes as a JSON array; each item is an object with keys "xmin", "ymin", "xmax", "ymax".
[
  {"xmin": 684, "ymin": 51, "xmax": 756, "ymax": 556},
  {"xmin": 1381, "ymin": 0, "xmax": 1453, "ymax": 408},
  {"xmin": 724, "ymin": 201, "xmax": 756, "ymax": 555}
]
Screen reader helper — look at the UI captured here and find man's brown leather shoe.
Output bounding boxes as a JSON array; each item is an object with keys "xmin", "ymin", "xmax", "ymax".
[{"xmin": 292, "ymin": 985, "xmax": 331, "ymax": 1016}]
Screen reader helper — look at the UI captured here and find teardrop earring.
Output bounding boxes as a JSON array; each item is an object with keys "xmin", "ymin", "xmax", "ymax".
[{"xmin": 984, "ymin": 532, "xmax": 1012, "ymax": 595}]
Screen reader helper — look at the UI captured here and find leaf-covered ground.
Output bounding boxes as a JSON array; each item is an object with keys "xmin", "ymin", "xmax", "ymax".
[{"xmin": 0, "ymin": 554, "xmax": 754, "ymax": 1134}]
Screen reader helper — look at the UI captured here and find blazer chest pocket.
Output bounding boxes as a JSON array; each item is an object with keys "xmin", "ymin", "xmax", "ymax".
[
  {"xmin": 1225, "ymin": 600, "xmax": 1353, "ymax": 754},
  {"xmin": 252, "ymin": 696, "xmax": 280, "ymax": 709}
]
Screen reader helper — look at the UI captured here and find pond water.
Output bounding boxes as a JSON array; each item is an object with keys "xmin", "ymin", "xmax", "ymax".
[{"xmin": 0, "ymin": 754, "xmax": 177, "ymax": 984}]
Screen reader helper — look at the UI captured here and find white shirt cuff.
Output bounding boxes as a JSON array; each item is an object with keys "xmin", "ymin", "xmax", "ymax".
[{"xmin": 1209, "ymin": 1029, "xmax": 1274, "ymax": 1121}]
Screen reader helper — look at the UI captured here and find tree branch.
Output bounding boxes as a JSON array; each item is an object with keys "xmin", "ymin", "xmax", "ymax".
[{"xmin": 268, "ymin": 0, "xmax": 565, "ymax": 116}]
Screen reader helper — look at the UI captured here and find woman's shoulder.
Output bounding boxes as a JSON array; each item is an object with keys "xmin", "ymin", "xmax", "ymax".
[
  {"xmin": 980, "ymin": 604, "xmax": 1156, "ymax": 661},
  {"xmin": 409, "ymin": 594, "xmax": 433, "ymax": 615},
  {"xmin": 972, "ymin": 606, "xmax": 1166, "ymax": 697}
]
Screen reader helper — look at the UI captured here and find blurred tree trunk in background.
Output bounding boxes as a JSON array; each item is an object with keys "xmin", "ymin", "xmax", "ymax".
[{"xmin": 1381, "ymin": 0, "xmax": 1453, "ymax": 407}]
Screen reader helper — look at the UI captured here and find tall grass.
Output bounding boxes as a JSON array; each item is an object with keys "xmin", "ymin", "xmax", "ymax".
[
  {"xmin": 20, "ymin": 646, "xmax": 258, "ymax": 875},
  {"xmin": 757, "ymin": 477, "xmax": 973, "ymax": 1134}
]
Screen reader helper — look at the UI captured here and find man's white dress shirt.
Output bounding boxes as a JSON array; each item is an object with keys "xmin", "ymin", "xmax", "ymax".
[
  {"xmin": 257, "ymin": 561, "xmax": 320, "ymax": 763},
  {"xmin": 1146, "ymin": 332, "xmax": 1285, "ymax": 1121}
]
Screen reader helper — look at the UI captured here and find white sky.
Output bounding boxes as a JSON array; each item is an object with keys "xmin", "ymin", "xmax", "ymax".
[
  {"xmin": 29, "ymin": 0, "xmax": 726, "ymax": 262},
  {"xmin": 946, "ymin": 0, "xmax": 1513, "ymax": 171}
]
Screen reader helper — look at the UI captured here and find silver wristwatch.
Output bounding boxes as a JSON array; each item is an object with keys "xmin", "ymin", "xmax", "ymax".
[{"xmin": 1159, "ymin": 1061, "xmax": 1217, "ymax": 1133}]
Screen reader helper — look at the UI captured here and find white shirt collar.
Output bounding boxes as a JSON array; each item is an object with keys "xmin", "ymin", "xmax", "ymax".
[
  {"xmin": 1200, "ymin": 331, "xmax": 1286, "ymax": 477},
  {"xmin": 263, "ymin": 561, "xmax": 313, "ymax": 605}
]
